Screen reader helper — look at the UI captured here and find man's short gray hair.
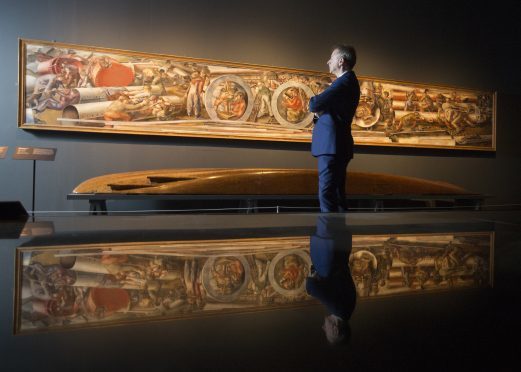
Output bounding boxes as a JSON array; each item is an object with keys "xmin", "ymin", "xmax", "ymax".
[{"xmin": 332, "ymin": 44, "xmax": 357, "ymax": 70}]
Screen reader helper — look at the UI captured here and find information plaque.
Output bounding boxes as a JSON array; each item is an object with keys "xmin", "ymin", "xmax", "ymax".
[{"xmin": 12, "ymin": 147, "xmax": 57, "ymax": 161}]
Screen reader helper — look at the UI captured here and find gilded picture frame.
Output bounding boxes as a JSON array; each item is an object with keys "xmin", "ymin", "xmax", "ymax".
[{"xmin": 19, "ymin": 39, "xmax": 496, "ymax": 151}]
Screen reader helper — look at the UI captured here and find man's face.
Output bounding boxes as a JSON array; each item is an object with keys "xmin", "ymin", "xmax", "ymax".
[{"xmin": 327, "ymin": 49, "xmax": 343, "ymax": 75}]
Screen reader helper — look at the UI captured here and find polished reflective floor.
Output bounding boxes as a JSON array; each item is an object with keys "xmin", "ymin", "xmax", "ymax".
[{"xmin": 1, "ymin": 211, "xmax": 520, "ymax": 371}]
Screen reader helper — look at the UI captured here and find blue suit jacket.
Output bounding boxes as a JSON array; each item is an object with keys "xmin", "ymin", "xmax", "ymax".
[{"xmin": 309, "ymin": 71, "xmax": 360, "ymax": 158}]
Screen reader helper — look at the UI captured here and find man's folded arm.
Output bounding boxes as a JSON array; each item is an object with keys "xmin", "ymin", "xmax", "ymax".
[{"xmin": 309, "ymin": 80, "xmax": 342, "ymax": 113}]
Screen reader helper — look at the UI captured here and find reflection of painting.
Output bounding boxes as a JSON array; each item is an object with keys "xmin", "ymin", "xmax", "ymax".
[
  {"xmin": 15, "ymin": 232, "xmax": 492, "ymax": 333},
  {"xmin": 350, "ymin": 233, "xmax": 494, "ymax": 297},
  {"xmin": 15, "ymin": 237, "xmax": 313, "ymax": 333},
  {"xmin": 19, "ymin": 39, "xmax": 495, "ymax": 150},
  {"xmin": 269, "ymin": 250, "xmax": 310, "ymax": 296},
  {"xmin": 202, "ymin": 255, "xmax": 249, "ymax": 302}
]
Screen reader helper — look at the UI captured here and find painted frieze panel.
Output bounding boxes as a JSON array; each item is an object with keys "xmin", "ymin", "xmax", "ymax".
[{"xmin": 19, "ymin": 39, "xmax": 496, "ymax": 150}]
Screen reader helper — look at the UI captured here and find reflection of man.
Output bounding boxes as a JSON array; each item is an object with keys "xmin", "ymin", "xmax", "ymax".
[
  {"xmin": 309, "ymin": 45, "xmax": 360, "ymax": 212},
  {"xmin": 306, "ymin": 215, "xmax": 356, "ymax": 345}
]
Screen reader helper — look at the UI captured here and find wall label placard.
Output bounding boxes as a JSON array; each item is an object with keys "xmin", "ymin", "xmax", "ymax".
[{"xmin": 12, "ymin": 147, "xmax": 57, "ymax": 161}]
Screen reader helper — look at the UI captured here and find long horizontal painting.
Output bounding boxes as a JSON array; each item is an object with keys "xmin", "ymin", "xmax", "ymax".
[
  {"xmin": 19, "ymin": 39, "xmax": 496, "ymax": 150},
  {"xmin": 15, "ymin": 232, "xmax": 493, "ymax": 333}
]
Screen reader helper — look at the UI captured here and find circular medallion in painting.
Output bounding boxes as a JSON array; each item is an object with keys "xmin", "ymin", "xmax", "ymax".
[
  {"xmin": 353, "ymin": 102, "xmax": 380, "ymax": 128},
  {"xmin": 271, "ymin": 82, "xmax": 315, "ymax": 128},
  {"xmin": 205, "ymin": 75, "xmax": 254, "ymax": 122},
  {"xmin": 349, "ymin": 250, "xmax": 378, "ymax": 277},
  {"xmin": 202, "ymin": 255, "xmax": 250, "ymax": 302},
  {"xmin": 268, "ymin": 249, "xmax": 311, "ymax": 297}
]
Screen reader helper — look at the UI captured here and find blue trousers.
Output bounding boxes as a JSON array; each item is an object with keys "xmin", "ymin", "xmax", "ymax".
[{"xmin": 318, "ymin": 155, "xmax": 349, "ymax": 213}]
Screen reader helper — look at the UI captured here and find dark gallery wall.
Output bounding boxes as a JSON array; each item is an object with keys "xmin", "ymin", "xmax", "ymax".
[{"xmin": 0, "ymin": 0, "xmax": 520, "ymax": 212}]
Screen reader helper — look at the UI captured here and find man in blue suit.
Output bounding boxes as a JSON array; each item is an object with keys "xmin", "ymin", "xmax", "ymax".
[{"xmin": 309, "ymin": 45, "xmax": 360, "ymax": 212}]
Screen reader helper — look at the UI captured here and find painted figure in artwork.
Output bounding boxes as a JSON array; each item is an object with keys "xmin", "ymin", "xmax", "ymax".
[
  {"xmin": 419, "ymin": 89, "xmax": 435, "ymax": 112},
  {"xmin": 186, "ymin": 71, "xmax": 205, "ymax": 118},
  {"xmin": 434, "ymin": 93, "xmax": 447, "ymax": 111},
  {"xmin": 230, "ymin": 91, "xmax": 247, "ymax": 118},
  {"xmin": 210, "ymin": 257, "xmax": 245, "ymax": 295},
  {"xmin": 27, "ymin": 74, "xmax": 61, "ymax": 108},
  {"xmin": 394, "ymin": 111, "xmax": 422, "ymax": 131},
  {"xmin": 404, "ymin": 89, "xmax": 419, "ymax": 111},
  {"xmin": 35, "ymin": 87, "xmax": 80, "ymax": 112},
  {"xmin": 103, "ymin": 95, "xmax": 146, "ymax": 121},
  {"xmin": 255, "ymin": 81, "xmax": 273, "ymax": 119},
  {"xmin": 376, "ymin": 90, "xmax": 395, "ymax": 128},
  {"xmin": 152, "ymin": 97, "xmax": 174, "ymax": 120},
  {"xmin": 282, "ymin": 87, "xmax": 305, "ymax": 122},
  {"xmin": 57, "ymin": 63, "xmax": 80, "ymax": 88},
  {"xmin": 213, "ymin": 81, "xmax": 247, "ymax": 120},
  {"xmin": 435, "ymin": 91, "xmax": 481, "ymax": 134},
  {"xmin": 276, "ymin": 254, "xmax": 307, "ymax": 290}
]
